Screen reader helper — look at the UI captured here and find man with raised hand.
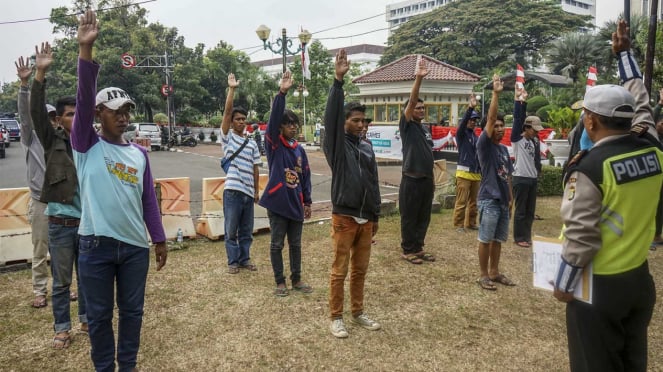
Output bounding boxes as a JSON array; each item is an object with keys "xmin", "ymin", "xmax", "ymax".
[
  {"xmin": 475, "ymin": 74, "xmax": 515, "ymax": 291},
  {"xmin": 323, "ymin": 49, "xmax": 381, "ymax": 338},
  {"xmin": 30, "ymin": 41, "xmax": 87, "ymax": 349},
  {"xmin": 16, "ymin": 56, "xmax": 49, "ymax": 309},
  {"xmin": 453, "ymin": 94, "xmax": 481, "ymax": 233},
  {"xmin": 220, "ymin": 73, "xmax": 262, "ymax": 274},
  {"xmin": 399, "ymin": 56, "xmax": 436, "ymax": 265}
]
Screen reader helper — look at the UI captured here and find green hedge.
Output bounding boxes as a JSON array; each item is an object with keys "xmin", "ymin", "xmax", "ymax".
[{"xmin": 537, "ymin": 165, "xmax": 564, "ymax": 196}]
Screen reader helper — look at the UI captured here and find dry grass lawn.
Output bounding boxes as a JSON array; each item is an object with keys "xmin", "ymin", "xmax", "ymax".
[{"xmin": 1, "ymin": 196, "xmax": 662, "ymax": 371}]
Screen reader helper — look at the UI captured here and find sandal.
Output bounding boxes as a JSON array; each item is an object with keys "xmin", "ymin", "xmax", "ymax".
[
  {"xmin": 53, "ymin": 332, "xmax": 71, "ymax": 349},
  {"xmin": 477, "ymin": 277, "xmax": 497, "ymax": 291},
  {"xmin": 227, "ymin": 266, "xmax": 240, "ymax": 274},
  {"xmin": 69, "ymin": 292, "xmax": 78, "ymax": 302},
  {"xmin": 401, "ymin": 253, "xmax": 423, "ymax": 265},
  {"xmin": 293, "ymin": 282, "xmax": 313, "ymax": 294},
  {"xmin": 80, "ymin": 323, "xmax": 89, "ymax": 333},
  {"xmin": 515, "ymin": 241, "xmax": 531, "ymax": 248},
  {"xmin": 274, "ymin": 287, "xmax": 289, "ymax": 297},
  {"xmin": 490, "ymin": 274, "xmax": 516, "ymax": 286},
  {"xmin": 416, "ymin": 252, "xmax": 436, "ymax": 262},
  {"xmin": 31, "ymin": 295, "xmax": 47, "ymax": 308}
]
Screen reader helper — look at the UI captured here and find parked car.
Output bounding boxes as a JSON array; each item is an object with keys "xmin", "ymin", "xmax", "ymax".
[
  {"xmin": 0, "ymin": 119, "xmax": 20, "ymax": 142},
  {"xmin": 125, "ymin": 122, "xmax": 162, "ymax": 150},
  {"xmin": 0, "ymin": 128, "xmax": 5, "ymax": 158}
]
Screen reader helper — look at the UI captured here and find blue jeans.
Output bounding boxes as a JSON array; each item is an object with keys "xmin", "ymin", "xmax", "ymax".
[
  {"xmin": 78, "ymin": 235, "xmax": 149, "ymax": 372},
  {"xmin": 477, "ymin": 199, "xmax": 510, "ymax": 243},
  {"xmin": 223, "ymin": 189, "xmax": 254, "ymax": 267},
  {"xmin": 268, "ymin": 211, "xmax": 303, "ymax": 285},
  {"xmin": 49, "ymin": 222, "xmax": 86, "ymax": 333}
]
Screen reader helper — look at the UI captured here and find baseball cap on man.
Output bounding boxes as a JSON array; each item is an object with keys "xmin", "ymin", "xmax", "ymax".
[
  {"xmin": 583, "ymin": 84, "xmax": 635, "ymax": 119},
  {"xmin": 95, "ymin": 87, "xmax": 136, "ymax": 110},
  {"xmin": 470, "ymin": 110, "xmax": 481, "ymax": 120},
  {"xmin": 46, "ymin": 104, "xmax": 56, "ymax": 114},
  {"xmin": 524, "ymin": 116, "xmax": 544, "ymax": 131}
]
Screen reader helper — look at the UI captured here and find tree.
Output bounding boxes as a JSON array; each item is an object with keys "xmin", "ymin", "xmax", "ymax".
[
  {"xmin": 545, "ymin": 32, "xmax": 606, "ymax": 83},
  {"xmin": 380, "ymin": 0, "xmax": 591, "ymax": 75}
]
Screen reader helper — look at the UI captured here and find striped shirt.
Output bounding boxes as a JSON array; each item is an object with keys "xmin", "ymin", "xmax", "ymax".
[{"xmin": 221, "ymin": 131, "xmax": 262, "ymax": 197}]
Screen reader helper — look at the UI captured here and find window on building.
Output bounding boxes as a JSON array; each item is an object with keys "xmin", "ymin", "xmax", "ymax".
[
  {"xmin": 387, "ymin": 104, "xmax": 400, "ymax": 122},
  {"xmin": 365, "ymin": 106, "xmax": 374, "ymax": 121},
  {"xmin": 457, "ymin": 104, "xmax": 469, "ymax": 126},
  {"xmin": 375, "ymin": 104, "xmax": 386, "ymax": 122}
]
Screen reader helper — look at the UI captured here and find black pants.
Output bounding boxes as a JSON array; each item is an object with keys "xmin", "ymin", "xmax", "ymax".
[
  {"xmin": 566, "ymin": 262, "xmax": 655, "ymax": 372},
  {"xmin": 399, "ymin": 175, "xmax": 434, "ymax": 254},
  {"xmin": 512, "ymin": 176, "xmax": 537, "ymax": 243},
  {"xmin": 267, "ymin": 211, "xmax": 303, "ymax": 286}
]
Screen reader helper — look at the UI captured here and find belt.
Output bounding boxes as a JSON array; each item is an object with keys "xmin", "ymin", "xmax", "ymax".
[{"xmin": 48, "ymin": 216, "xmax": 80, "ymax": 227}]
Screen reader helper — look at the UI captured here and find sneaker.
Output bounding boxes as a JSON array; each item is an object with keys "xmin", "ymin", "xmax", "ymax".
[
  {"xmin": 330, "ymin": 318, "xmax": 349, "ymax": 338},
  {"xmin": 351, "ymin": 314, "xmax": 381, "ymax": 331}
]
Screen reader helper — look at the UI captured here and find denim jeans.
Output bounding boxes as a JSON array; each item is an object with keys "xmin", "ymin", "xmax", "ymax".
[
  {"xmin": 477, "ymin": 199, "xmax": 510, "ymax": 243},
  {"xmin": 223, "ymin": 189, "xmax": 254, "ymax": 267},
  {"xmin": 268, "ymin": 211, "xmax": 303, "ymax": 285},
  {"xmin": 49, "ymin": 222, "xmax": 86, "ymax": 333},
  {"xmin": 329, "ymin": 214, "xmax": 373, "ymax": 319},
  {"xmin": 78, "ymin": 235, "xmax": 150, "ymax": 372}
]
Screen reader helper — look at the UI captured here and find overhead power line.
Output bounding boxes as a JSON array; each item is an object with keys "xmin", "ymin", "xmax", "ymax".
[{"xmin": 0, "ymin": 0, "xmax": 156, "ymax": 25}]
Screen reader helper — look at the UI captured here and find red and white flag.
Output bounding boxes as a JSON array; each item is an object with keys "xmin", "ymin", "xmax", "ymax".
[
  {"xmin": 586, "ymin": 66, "xmax": 597, "ymax": 91},
  {"xmin": 301, "ymin": 30, "xmax": 311, "ymax": 80},
  {"xmin": 516, "ymin": 64, "xmax": 525, "ymax": 89}
]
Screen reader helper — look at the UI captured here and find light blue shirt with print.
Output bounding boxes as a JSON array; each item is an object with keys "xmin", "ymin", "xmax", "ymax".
[{"xmin": 221, "ymin": 131, "xmax": 262, "ymax": 198}]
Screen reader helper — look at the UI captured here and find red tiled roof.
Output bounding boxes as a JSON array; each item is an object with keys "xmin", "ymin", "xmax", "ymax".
[{"xmin": 352, "ymin": 54, "xmax": 480, "ymax": 84}]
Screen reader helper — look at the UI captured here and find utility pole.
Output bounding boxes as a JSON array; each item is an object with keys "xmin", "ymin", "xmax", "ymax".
[{"xmin": 644, "ymin": 0, "xmax": 659, "ymax": 96}]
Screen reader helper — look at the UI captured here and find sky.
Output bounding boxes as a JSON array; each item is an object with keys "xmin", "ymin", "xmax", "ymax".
[{"xmin": 0, "ymin": 0, "xmax": 624, "ymax": 84}]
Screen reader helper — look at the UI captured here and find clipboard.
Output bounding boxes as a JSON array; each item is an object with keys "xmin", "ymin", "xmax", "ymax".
[{"xmin": 532, "ymin": 237, "xmax": 593, "ymax": 304}]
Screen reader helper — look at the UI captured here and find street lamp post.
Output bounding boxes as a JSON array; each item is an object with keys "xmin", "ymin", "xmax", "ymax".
[
  {"xmin": 255, "ymin": 25, "xmax": 312, "ymax": 73},
  {"xmin": 293, "ymin": 84, "xmax": 309, "ymax": 142}
]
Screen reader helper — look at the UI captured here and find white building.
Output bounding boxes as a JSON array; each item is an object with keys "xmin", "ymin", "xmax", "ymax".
[
  {"xmin": 629, "ymin": 0, "xmax": 663, "ymax": 19},
  {"xmin": 252, "ymin": 44, "xmax": 384, "ymax": 77},
  {"xmin": 386, "ymin": 0, "xmax": 597, "ymax": 33}
]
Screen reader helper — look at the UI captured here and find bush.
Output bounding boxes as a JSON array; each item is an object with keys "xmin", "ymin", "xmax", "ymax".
[
  {"xmin": 536, "ymin": 104, "xmax": 559, "ymax": 122},
  {"xmin": 154, "ymin": 113, "xmax": 168, "ymax": 124},
  {"xmin": 527, "ymin": 96, "xmax": 549, "ymax": 115},
  {"xmin": 208, "ymin": 115, "xmax": 223, "ymax": 126},
  {"xmin": 537, "ymin": 165, "xmax": 564, "ymax": 196}
]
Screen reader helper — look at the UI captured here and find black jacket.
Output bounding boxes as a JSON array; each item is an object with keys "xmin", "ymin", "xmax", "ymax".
[{"xmin": 323, "ymin": 79, "xmax": 380, "ymax": 221}]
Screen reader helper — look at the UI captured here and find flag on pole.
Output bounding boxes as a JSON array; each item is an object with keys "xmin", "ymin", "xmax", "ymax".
[
  {"xmin": 586, "ymin": 66, "xmax": 597, "ymax": 91},
  {"xmin": 516, "ymin": 64, "xmax": 525, "ymax": 89},
  {"xmin": 301, "ymin": 30, "xmax": 311, "ymax": 80}
]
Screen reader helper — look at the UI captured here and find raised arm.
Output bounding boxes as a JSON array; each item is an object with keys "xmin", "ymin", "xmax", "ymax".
[
  {"xmin": 457, "ymin": 94, "xmax": 477, "ymax": 140},
  {"xmin": 323, "ymin": 49, "xmax": 349, "ymax": 168},
  {"xmin": 265, "ymin": 71, "xmax": 293, "ymax": 157},
  {"xmin": 511, "ymin": 86, "xmax": 528, "ymax": 142},
  {"xmin": 30, "ymin": 42, "xmax": 55, "ymax": 150},
  {"xmin": 16, "ymin": 56, "xmax": 35, "ymax": 147},
  {"xmin": 221, "ymin": 74, "xmax": 239, "ymax": 136},
  {"xmin": 72, "ymin": 9, "xmax": 101, "ymax": 153},
  {"xmin": 404, "ymin": 56, "xmax": 428, "ymax": 122},
  {"xmin": 485, "ymin": 74, "xmax": 503, "ymax": 139}
]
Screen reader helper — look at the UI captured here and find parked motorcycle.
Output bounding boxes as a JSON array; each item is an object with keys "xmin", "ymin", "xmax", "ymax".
[{"xmin": 168, "ymin": 130, "xmax": 198, "ymax": 147}]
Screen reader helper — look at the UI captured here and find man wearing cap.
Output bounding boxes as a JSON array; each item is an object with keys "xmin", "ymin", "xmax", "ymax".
[
  {"xmin": 30, "ymin": 41, "xmax": 87, "ymax": 349},
  {"xmin": 453, "ymin": 94, "xmax": 481, "ymax": 232},
  {"xmin": 510, "ymin": 86, "xmax": 543, "ymax": 248},
  {"xmin": 15, "ymin": 56, "xmax": 50, "ymax": 309},
  {"xmin": 552, "ymin": 20, "xmax": 661, "ymax": 372},
  {"xmin": 72, "ymin": 10, "xmax": 167, "ymax": 371}
]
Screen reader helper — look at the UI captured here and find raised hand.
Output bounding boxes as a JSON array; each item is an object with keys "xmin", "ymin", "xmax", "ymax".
[
  {"xmin": 15, "ymin": 56, "xmax": 32, "ymax": 83},
  {"xmin": 228, "ymin": 73, "xmax": 240, "ymax": 89},
  {"xmin": 469, "ymin": 94, "xmax": 477, "ymax": 108},
  {"xmin": 34, "ymin": 42, "xmax": 54, "ymax": 72},
  {"xmin": 279, "ymin": 70, "xmax": 293, "ymax": 93},
  {"xmin": 492, "ymin": 74, "xmax": 503, "ymax": 93},
  {"xmin": 612, "ymin": 19, "xmax": 630, "ymax": 54},
  {"xmin": 335, "ymin": 49, "xmax": 349, "ymax": 81},
  {"xmin": 515, "ymin": 86, "xmax": 528, "ymax": 101},
  {"xmin": 415, "ymin": 55, "xmax": 429, "ymax": 77},
  {"xmin": 78, "ymin": 9, "xmax": 99, "ymax": 46}
]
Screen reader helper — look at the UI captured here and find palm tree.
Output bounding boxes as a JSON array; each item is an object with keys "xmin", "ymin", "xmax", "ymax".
[{"xmin": 545, "ymin": 32, "xmax": 607, "ymax": 83}]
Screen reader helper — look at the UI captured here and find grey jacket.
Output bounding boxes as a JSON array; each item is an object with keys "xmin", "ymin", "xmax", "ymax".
[{"xmin": 18, "ymin": 85, "xmax": 46, "ymax": 201}]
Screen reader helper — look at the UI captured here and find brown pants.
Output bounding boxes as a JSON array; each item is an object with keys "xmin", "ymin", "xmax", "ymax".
[
  {"xmin": 329, "ymin": 214, "xmax": 373, "ymax": 319},
  {"xmin": 453, "ymin": 177, "xmax": 480, "ymax": 228}
]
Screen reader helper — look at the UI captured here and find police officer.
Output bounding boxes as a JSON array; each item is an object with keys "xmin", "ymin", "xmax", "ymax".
[{"xmin": 553, "ymin": 20, "xmax": 661, "ymax": 372}]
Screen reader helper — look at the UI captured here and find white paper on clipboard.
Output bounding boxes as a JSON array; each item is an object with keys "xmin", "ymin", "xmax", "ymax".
[{"xmin": 532, "ymin": 237, "xmax": 593, "ymax": 304}]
